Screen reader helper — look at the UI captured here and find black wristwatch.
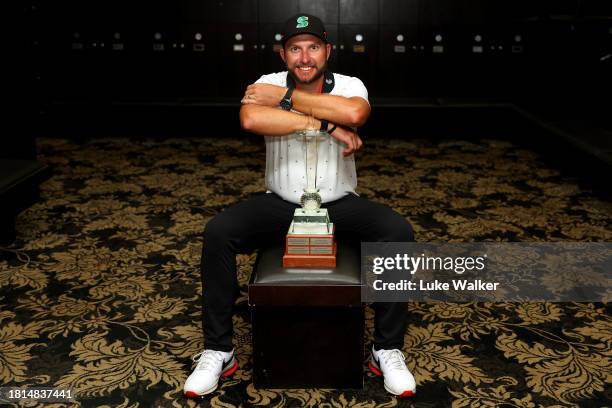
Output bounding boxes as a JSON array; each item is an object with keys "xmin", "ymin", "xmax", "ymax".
[{"xmin": 279, "ymin": 87, "xmax": 294, "ymax": 111}]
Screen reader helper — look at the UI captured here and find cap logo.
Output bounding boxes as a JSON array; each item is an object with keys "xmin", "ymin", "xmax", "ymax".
[{"xmin": 296, "ymin": 16, "xmax": 309, "ymax": 28}]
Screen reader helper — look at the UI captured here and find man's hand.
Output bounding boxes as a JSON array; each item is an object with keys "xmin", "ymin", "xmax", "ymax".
[
  {"xmin": 241, "ymin": 83, "xmax": 287, "ymax": 107},
  {"xmin": 330, "ymin": 125, "xmax": 363, "ymax": 157}
]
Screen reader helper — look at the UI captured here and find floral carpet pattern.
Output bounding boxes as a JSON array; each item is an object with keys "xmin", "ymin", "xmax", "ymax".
[{"xmin": 1, "ymin": 137, "xmax": 611, "ymax": 407}]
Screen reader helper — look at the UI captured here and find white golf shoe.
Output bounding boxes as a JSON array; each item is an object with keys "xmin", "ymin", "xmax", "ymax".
[
  {"xmin": 369, "ymin": 346, "xmax": 416, "ymax": 397},
  {"xmin": 183, "ymin": 349, "xmax": 237, "ymax": 398}
]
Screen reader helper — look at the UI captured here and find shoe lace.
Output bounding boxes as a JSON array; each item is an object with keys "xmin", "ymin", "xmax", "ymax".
[
  {"xmin": 192, "ymin": 350, "xmax": 225, "ymax": 371},
  {"xmin": 381, "ymin": 349, "xmax": 407, "ymax": 371}
]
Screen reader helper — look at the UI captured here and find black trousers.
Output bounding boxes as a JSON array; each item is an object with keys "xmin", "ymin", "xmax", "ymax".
[{"xmin": 201, "ymin": 192, "xmax": 414, "ymax": 352}]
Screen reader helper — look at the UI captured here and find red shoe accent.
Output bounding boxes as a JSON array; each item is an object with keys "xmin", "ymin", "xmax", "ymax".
[
  {"xmin": 399, "ymin": 390, "xmax": 414, "ymax": 398},
  {"xmin": 184, "ymin": 391, "xmax": 200, "ymax": 399},
  {"xmin": 222, "ymin": 360, "xmax": 238, "ymax": 377},
  {"xmin": 368, "ymin": 361, "xmax": 382, "ymax": 376}
]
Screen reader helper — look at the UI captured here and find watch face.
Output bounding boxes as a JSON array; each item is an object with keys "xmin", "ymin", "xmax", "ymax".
[{"xmin": 280, "ymin": 98, "xmax": 292, "ymax": 110}]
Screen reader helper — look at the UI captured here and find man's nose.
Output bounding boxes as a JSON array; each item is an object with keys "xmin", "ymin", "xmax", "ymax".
[{"xmin": 300, "ymin": 52, "xmax": 311, "ymax": 65}]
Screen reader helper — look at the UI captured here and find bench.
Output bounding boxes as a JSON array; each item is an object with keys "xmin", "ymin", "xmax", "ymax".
[{"xmin": 248, "ymin": 241, "xmax": 364, "ymax": 389}]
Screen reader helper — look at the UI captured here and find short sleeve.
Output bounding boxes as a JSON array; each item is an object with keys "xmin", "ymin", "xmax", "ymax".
[
  {"xmin": 341, "ymin": 77, "xmax": 369, "ymax": 104},
  {"xmin": 254, "ymin": 72, "xmax": 286, "ymax": 86}
]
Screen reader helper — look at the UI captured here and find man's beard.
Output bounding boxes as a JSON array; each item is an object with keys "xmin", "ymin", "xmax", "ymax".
[{"xmin": 288, "ymin": 61, "xmax": 327, "ymax": 85}]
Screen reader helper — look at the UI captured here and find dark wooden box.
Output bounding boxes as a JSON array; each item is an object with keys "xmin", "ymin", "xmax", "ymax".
[
  {"xmin": 248, "ymin": 242, "xmax": 364, "ymax": 389},
  {"xmin": 0, "ymin": 159, "xmax": 50, "ymax": 244}
]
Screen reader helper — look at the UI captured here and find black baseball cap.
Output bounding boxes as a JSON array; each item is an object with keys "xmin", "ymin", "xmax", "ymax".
[{"xmin": 281, "ymin": 14, "xmax": 328, "ymax": 46}]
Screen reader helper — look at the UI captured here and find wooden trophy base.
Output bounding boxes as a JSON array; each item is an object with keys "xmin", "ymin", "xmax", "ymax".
[{"xmin": 283, "ymin": 243, "xmax": 337, "ymax": 268}]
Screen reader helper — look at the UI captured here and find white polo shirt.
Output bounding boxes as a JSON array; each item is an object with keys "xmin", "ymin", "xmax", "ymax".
[{"xmin": 254, "ymin": 71, "xmax": 369, "ymax": 204}]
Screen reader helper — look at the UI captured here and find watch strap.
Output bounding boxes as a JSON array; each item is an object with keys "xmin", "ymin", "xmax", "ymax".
[{"xmin": 320, "ymin": 119, "xmax": 329, "ymax": 132}]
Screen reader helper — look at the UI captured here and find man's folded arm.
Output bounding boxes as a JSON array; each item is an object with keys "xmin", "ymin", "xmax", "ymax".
[
  {"xmin": 240, "ymin": 105, "xmax": 321, "ymax": 136},
  {"xmin": 243, "ymin": 82, "xmax": 370, "ymax": 128},
  {"xmin": 290, "ymin": 91, "xmax": 370, "ymax": 128}
]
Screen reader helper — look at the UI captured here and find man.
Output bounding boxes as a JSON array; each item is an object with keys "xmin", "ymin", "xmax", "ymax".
[{"xmin": 184, "ymin": 14, "xmax": 416, "ymax": 398}]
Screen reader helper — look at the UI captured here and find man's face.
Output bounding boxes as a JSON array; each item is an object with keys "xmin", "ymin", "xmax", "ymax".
[{"xmin": 280, "ymin": 34, "xmax": 332, "ymax": 85}]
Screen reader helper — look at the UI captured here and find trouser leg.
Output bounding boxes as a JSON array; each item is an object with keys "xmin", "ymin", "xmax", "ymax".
[
  {"xmin": 201, "ymin": 193, "xmax": 297, "ymax": 351},
  {"xmin": 327, "ymin": 194, "xmax": 415, "ymax": 350}
]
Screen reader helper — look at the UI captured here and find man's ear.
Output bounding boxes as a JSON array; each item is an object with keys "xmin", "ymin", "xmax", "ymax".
[
  {"xmin": 326, "ymin": 43, "xmax": 332, "ymax": 60},
  {"xmin": 279, "ymin": 48, "xmax": 286, "ymax": 63}
]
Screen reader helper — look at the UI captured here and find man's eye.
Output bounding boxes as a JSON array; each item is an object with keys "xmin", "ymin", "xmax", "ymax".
[
  {"xmin": 291, "ymin": 47, "xmax": 299, "ymax": 52},
  {"xmin": 311, "ymin": 45, "xmax": 319, "ymax": 50}
]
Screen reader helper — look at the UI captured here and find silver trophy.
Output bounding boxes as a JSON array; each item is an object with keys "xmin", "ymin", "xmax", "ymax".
[{"xmin": 283, "ymin": 125, "xmax": 336, "ymax": 268}]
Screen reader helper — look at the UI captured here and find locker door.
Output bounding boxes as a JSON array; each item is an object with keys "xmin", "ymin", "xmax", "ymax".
[
  {"xmin": 138, "ymin": 25, "xmax": 184, "ymax": 98},
  {"xmin": 500, "ymin": 24, "xmax": 530, "ymax": 98},
  {"xmin": 175, "ymin": 1, "xmax": 216, "ymax": 97},
  {"xmin": 378, "ymin": 0, "xmax": 419, "ymax": 96},
  {"xmin": 338, "ymin": 0, "xmax": 378, "ymax": 90},
  {"xmin": 457, "ymin": 27, "xmax": 491, "ymax": 97},
  {"xmin": 217, "ymin": 24, "xmax": 259, "ymax": 97},
  {"xmin": 52, "ymin": 0, "xmax": 109, "ymax": 99},
  {"xmin": 259, "ymin": 23, "xmax": 289, "ymax": 75},
  {"xmin": 177, "ymin": 23, "xmax": 218, "ymax": 97},
  {"xmin": 139, "ymin": 0, "xmax": 182, "ymax": 97},
  {"xmin": 529, "ymin": 21, "xmax": 578, "ymax": 98},
  {"xmin": 84, "ymin": 1, "xmax": 144, "ymax": 98},
  {"xmin": 417, "ymin": 0, "xmax": 463, "ymax": 96},
  {"xmin": 337, "ymin": 25, "xmax": 378, "ymax": 94},
  {"xmin": 215, "ymin": 0, "xmax": 259, "ymax": 97},
  {"xmin": 378, "ymin": 24, "xmax": 419, "ymax": 96}
]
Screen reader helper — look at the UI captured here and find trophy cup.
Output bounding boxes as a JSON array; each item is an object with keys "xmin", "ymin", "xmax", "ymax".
[{"xmin": 283, "ymin": 121, "xmax": 337, "ymax": 268}]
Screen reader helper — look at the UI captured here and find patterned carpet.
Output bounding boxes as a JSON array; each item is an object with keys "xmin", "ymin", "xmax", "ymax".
[{"xmin": 1, "ymin": 136, "xmax": 611, "ymax": 407}]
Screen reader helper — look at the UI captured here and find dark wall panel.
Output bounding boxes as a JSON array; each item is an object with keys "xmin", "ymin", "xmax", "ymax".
[
  {"xmin": 419, "ymin": 0, "xmax": 464, "ymax": 27},
  {"xmin": 579, "ymin": 0, "xmax": 612, "ymax": 15},
  {"xmin": 339, "ymin": 0, "xmax": 378, "ymax": 24},
  {"xmin": 380, "ymin": 0, "xmax": 419, "ymax": 25},
  {"xmin": 324, "ymin": 25, "xmax": 340, "ymax": 72},
  {"xmin": 178, "ymin": 0, "xmax": 216, "ymax": 23},
  {"xmin": 216, "ymin": 0, "xmax": 258, "ymax": 23},
  {"xmin": 299, "ymin": 0, "xmax": 339, "ymax": 24},
  {"xmin": 259, "ymin": 0, "xmax": 299, "ymax": 23},
  {"xmin": 535, "ymin": 0, "xmax": 580, "ymax": 16}
]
